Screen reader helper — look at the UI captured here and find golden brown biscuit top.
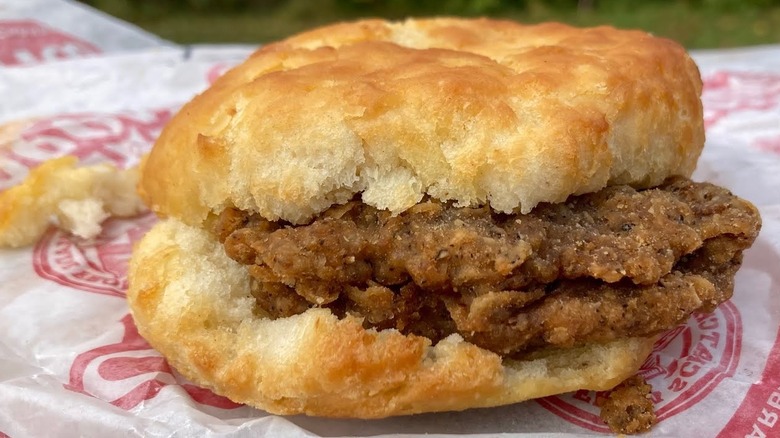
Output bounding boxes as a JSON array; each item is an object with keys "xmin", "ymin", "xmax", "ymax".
[{"xmin": 140, "ymin": 18, "xmax": 703, "ymax": 224}]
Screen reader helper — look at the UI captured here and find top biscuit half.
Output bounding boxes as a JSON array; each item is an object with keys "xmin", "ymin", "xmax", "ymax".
[{"xmin": 139, "ymin": 18, "xmax": 704, "ymax": 225}]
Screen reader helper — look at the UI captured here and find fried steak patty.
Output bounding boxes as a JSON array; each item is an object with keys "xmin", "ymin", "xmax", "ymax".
[{"xmin": 215, "ymin": 177, "xmax": 760, "ymax": 358}]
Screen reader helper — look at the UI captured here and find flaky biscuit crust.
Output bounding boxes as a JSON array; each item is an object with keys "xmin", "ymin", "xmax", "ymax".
[
  {"xmin": 127, "ymin": 218, "xmax": 655, "ymax": 417},
  {"xmin": 140, "ymin": 18, "xmax": 703, "ymax": 224}
]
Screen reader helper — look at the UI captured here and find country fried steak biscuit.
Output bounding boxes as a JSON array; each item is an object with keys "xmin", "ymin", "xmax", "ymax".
[{"xmin": 127, "ymin": 17, "xmax": 761, "ymax": 432}]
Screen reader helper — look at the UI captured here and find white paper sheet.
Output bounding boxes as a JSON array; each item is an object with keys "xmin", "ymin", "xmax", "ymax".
[
  {"xmin": 0, "ymin": 0, "xmax": 170, "ymax": 67},
  {"xmin": 1, "ymin": 4, "xmax": 779, "ymax": 436}
]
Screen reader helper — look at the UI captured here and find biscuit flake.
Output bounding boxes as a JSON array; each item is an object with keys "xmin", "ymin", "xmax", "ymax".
[{"xmin": 0, "ymin": 156, "xmax": 144, "ymax": 247}]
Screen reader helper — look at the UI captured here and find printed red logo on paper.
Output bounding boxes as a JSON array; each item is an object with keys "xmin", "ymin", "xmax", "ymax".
[
  {"xmin": 0, "ymin": 111, "xmax": 172, "ymax": 192},
  {"xmin": 52, "ymin": 219, "xmax": 242, "ymax": 410},
  {"xmin": 537, "ymin": 301, "xmax": 742, "ymax": 432},
  {"xmin": 66, "ymin": 314, "xmax": 241, "ymax": 410},
  {"xmin": 717, "ymin": 330, "xmax": 780, "ymax": 438},
  {"xmin": 755, "ymin": 135, "xmax": 780, "ymax": 155},
  {"xmin": 702, "ymin": 71, "xmax": 780, "ymax": 128},
  {"xmin": 1, "ymin": 109, "xmax": 237, "ymax": 410},
  {"xmin": 33, "ymin": 213, "xmax": 157, "ymax": 297},
  {"xmin": 9, "ymin": 111, "xmax": 171, "ymax": 295},
  {"xmin": 3, "ymin": 111, "xmax": 171, "ymax": 172},
  {"xmin": 0, "ymin": 20, "xmax": 100, "ymax": 66}
]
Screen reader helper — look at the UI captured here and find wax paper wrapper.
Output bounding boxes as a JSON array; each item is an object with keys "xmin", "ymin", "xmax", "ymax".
[
  {"xmin": 0, "ymin": 0, "xmax": 170, "ymax": 67},
  {"xmin": 1, "ymin": 7, "xmax": 780, "ymax": 435}
]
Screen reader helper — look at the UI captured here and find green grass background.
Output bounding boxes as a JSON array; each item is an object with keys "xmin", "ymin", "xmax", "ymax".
[{"xmin": 80, "ymin": 0, "xmax": 780, "ymax": 48}]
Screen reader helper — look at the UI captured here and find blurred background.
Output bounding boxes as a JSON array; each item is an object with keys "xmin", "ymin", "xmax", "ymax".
[{"xmin": 78, "ymin": 0, "xmax": 780, "ymax": 48}]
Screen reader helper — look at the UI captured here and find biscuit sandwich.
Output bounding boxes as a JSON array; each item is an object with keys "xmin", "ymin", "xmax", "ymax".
[{"xmin": 127, "ymin": 18, "xmax": 761, "ymax": 433}]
